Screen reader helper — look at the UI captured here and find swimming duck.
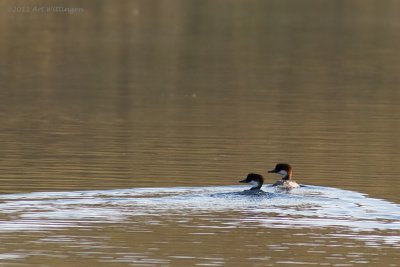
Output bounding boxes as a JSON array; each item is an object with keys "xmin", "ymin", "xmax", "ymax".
[
  {"xmin": 239, "ymin": 173, "xmax": 264, "ymax": 190},
  {"xmin": 268, "ymin": 163, "xmax": 300, "ymax": 188}
]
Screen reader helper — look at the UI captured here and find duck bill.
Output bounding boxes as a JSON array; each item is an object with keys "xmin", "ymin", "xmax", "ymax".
[
  {"xmin": 268, "ymin": 169, "xmax": 277, "ymax": 173},
  {"xmin": 239, "ymin": 179, "xmax": 247, "ymax": 183}
]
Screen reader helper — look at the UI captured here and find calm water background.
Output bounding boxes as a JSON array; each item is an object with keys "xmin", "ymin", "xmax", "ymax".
[{"xmin": 0, "ymin": 0, "xmax": 399, "ymax": 266}]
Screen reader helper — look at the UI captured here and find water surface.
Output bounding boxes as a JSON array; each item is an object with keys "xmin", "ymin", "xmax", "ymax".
[
  {"xmin": 1, "ymin": 185, "xmax": 399, "ymax": 266},
  {"xmin": 0, "ymin": 0, "xmax": 399, "ymax": 266}
]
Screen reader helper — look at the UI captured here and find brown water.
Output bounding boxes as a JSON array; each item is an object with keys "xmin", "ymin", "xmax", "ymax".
[{"xmin": 0, "ymin": 0, "xmax": 399, "ymax": 266}]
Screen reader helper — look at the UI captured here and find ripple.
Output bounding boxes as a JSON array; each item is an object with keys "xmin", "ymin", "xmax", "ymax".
[{"xmin": 0, "ymin": 185, "xmax": 399, "ymax": 234}]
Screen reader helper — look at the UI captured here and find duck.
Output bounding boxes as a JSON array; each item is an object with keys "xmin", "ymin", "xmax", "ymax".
[
  {"xmin": 268, "ymin": 163, "xmax": 300, "ymax": 188},
  {"xmin": 239, "ymin": 173, "xmax": 264, "ymax": 190}
]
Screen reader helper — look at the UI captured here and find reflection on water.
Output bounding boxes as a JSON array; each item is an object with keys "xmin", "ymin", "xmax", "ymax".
[
  {"xmin": 1, "ymin": 0, "xmax": 400, "ymax": 266},
  {"xmin": 0, "ymin": 0, "xmax": 399, "ymax": 197},
  {"xmin": 0, "ymin": 185, "xmax": 399, "ymax": 266}
]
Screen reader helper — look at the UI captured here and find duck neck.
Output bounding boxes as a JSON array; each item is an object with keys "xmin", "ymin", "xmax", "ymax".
[
  {"xmin": 250, "ymin": 180, "xmax": 263, "ymax": 190},
  {"xmin": 250, "ymin": 184, "xmax": 262, "ymax": 190},
  {"xmin": 282, "ymin": 170, "xmax": 292, "ymax": 181}
]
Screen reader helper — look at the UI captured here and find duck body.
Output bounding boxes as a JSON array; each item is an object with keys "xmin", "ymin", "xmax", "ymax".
[{"xmin": 271, "ymin": 179, "xmax": 300, "ymax": 189}]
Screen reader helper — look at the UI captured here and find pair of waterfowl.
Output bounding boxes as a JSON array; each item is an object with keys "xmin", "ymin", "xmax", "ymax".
[{"xmin": 239, "ymin": 163, "xmax": 299, "ymax": 190}]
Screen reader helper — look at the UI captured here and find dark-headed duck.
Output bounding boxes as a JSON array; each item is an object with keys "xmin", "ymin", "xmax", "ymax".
[{"xmin": 268, "ymin": 163, "xmax": 300, "ymax": 188}]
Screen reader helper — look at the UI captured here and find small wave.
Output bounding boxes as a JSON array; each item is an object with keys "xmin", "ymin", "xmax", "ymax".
[{"xmin": 0, "ymin": 185, "xmax": 399, "ymax": 233}]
